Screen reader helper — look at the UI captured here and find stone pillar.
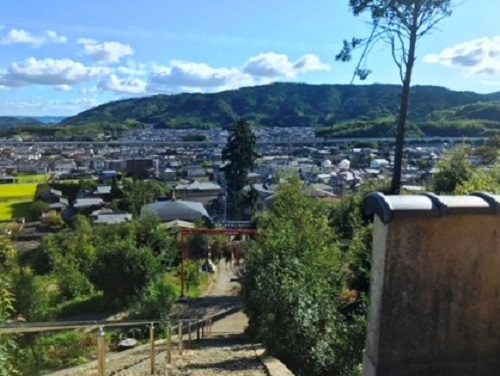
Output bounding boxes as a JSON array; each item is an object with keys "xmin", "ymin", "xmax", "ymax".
[{"xmin": 363, "ymin": 193, "xmax": 500, "ymax": 376}]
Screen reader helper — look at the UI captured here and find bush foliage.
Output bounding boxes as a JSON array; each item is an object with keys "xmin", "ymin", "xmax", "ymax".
[{"xmin": 242, "ymin": 181, "xmax": 369, "ymax": 375}]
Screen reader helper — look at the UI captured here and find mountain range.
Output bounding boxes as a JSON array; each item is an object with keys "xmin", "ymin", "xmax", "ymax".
[
  {"xmin": 3, "ymin": 83, "xmax": 500, "ymax": 138},
  {"xmin": 0, "ymin": 116, "xmax": 65, "ymax": 128},
  {"xmin": 61, "ymin": 83, "xmax": 500, "ymax": 137}
]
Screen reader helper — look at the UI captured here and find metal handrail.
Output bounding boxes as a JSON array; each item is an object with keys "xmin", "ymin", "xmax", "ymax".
[
  {"xmin": 0, "ymin": 316, "xmax": 214, "ymax": 376},
  {"xmin": 0, "ymin": 317, "xmax": 205, "ymax": 334}
]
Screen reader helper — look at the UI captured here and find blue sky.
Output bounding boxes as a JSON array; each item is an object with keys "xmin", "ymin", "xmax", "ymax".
[{"xmin": 0, "ymin": 0, "xmax": 498, "ymax": 116}]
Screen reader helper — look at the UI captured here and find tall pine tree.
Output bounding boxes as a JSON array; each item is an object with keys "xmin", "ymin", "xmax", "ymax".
[{"xmin": 337, "ymin": 0, "xmax": 453, "ymax": 194}]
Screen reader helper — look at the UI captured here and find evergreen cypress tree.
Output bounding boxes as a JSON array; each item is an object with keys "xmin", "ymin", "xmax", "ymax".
[{"xmin": 222, "ymin": 120, "xmax": 258, "ymax": 220}]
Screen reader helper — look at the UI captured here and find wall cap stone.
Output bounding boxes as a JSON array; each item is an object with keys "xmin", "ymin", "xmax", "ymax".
[
  {"xmin": 363, "ymin": 192, "xmax": 500, "ymax": 223},
  {"xmin": 253, "ymin": 346, "xmax": 295, "ymax": 376}
]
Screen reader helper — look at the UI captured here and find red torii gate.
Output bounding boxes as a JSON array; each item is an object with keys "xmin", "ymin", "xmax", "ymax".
[{"xmin": 178, "ymin": 227, "xmax": 258, "ymax": 298}]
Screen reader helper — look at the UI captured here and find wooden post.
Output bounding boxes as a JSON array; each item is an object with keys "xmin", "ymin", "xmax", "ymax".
[
  {"xmin": 188, "ymin": 321, "xmax": 192, "ymax": 348},
  {"xmin": 201, "ymin": 320, "xmax": 205, "ymax": 340},
  {"xmin": 196, "ymin": 321, "xmax": 200, "ymax": 342},
  {"xmin": 166, "ymin": 325, "xmax": 172, "ymax": 364},
  {"xmin": 150, "ymin": 323, "xmax": 155, "ymax": 375},
  {"xmin": 178, "ymin": 321, "xmax": 183, "ymax": 355},
  {"xmin": 97, "ymin": 326, "xmax": 106, "ymax": 376}
]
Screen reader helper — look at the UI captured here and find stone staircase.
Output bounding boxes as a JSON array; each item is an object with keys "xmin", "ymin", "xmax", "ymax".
[{"xmin": 46, "ymin": 262, "xmax": 293, "ymax": 376}]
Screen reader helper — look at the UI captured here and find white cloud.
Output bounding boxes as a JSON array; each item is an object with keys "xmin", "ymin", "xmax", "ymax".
[
  {"xmin": 55, "ymin": 84, "xmax": 72, "ymax": 91},
  {"xmin": 0, "ymin": 57, "xmax": 109, "ymax": 88},
  {"xmin": 147, "ymin": 53, "xmax": 328, "ymax": 94},
  {"xmin": 80, "ymin": 86, "xmax": 98, "ymax": 95},
  {"xmin": 0, "ymin": 28, "xmax": 67, "ymax": 46},
  {"xmin": 117, "ymin": 60, "xmax": 147, "ymax": 75},
  {"xmin": 44, "ymin": 30, "xmax": 67, "ymax": 44},
  {"xmin": 78, "ymin": 38, "xmax": 134, "ymax": 63},
  {"xmin": 117, "ymin": 66, "xmax": 145, "ymax": 75},
  {"xmin": 244, "ymin": 53, "xmax": 295, "ymax": 77},
  {"xmin": 148, "ymin": 60, "xmax": 255, "ymax": 93},
  {"xmin": 0, "ymin": 51, "xmax": 331, "ymax": 113},
  {"xmin": 243, "ymin": 52, "xmax": 329, "ymax": 78},
  {"xmin": 98, "ymin": 74, "xmax": 147, "ymax": 94},
  {"xmin": 293, "ymin": 54, "xmax": 330, "ymax": 73},
  {"xmin": 0, "ymin": 97, "xmax": 101, "ymax": 116},
  {"xmin": 424, "ymin": 36, "xmax": 500, "ymax": 76},
  {"xmin": 77, "ymin": 38, "xmax": 97, "ymax": 45}
]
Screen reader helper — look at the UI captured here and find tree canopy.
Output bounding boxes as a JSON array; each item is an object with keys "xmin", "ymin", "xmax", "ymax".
[
  {"xmin": 243, "ymin": 181, "xmax": 369, "ymax": 375},
  {"xmin": 222, "ymin": 119, "xmax": 258, "ymax": 219},
  {"xmin": 431, "ymin": 146, "xmax": 500, "ymax": 195}
]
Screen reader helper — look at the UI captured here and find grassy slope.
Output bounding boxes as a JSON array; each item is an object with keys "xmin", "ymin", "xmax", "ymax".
[{"xmin": 15, "ymin": 173, "xmax": 51, "ymax": 184}]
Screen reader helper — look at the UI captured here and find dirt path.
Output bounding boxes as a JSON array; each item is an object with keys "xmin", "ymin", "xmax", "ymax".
[{"xmin": 172, "ymin": 260, "xmax": 246, "ymax": 326}]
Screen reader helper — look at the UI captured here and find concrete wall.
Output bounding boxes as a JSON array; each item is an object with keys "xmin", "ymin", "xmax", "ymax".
[{"xmin": 364, "ymin": 214, "xmax": 500, "ymax": 376}]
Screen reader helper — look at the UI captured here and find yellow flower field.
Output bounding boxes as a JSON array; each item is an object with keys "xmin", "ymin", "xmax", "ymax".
[
  {"xmin": 0, "ymin": 183, "xmax": 38, "ymax": 221},
  {"xmin": 0, "ymin": 183, "xmax": 37, "ymax": 197}
]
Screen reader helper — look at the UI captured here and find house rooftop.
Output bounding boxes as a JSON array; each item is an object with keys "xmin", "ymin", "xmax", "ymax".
[
  {"xmin": 74, "ymin": 198, "xmax": 104, "ymax": 208},
  {"xmin": 175, "ymin": 180, "xmax": 221, "ymax": 191},
  {"xmin": 140, "ymin": 200, "xmax": 210, "ymax": 222},
  {"xmin": 91, "ymin": 212, "xmax": 132, "ymax": 224}
]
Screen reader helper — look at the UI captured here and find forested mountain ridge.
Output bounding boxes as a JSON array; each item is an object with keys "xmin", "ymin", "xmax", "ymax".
[
  {"xmin": 317, "ymin": 101, "xmax": 500, "ymax": 138},
  {"xmin": 62, "ymin": 83, "xmax": 500, "ymax": 131},
  {"xmin": 0, "ymin": 116, "xmax": 44, "ymax": 128},
  {"xmin": 33, "ymin": 116, "xmax": 67, "ymax": 124},
  {"xmin": 0, "ymin": 116, "xmax": 64, "ymax": 129}
]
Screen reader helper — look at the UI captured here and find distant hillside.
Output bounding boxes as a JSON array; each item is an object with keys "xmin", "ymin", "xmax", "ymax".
[
  {"xmin": 34, "ymin": 116, "xmax": 66, "ymax": 124},
  {"xmin": 317, "ymin": 101, "xmax": 500, "ymax": 138},
  {"xmin": 428, "ymin": 101, "xmax": 500, "ymax": 122},
  {"xmin": 0, "ymin": 116, "xmax": 44, "ymax": 128},
  {"xmin": 62, "ymin": 83, "xmax": 500, "ymax": 131}
]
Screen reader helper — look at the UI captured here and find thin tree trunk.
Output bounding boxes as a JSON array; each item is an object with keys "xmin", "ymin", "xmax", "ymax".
[{"xmin": 390, "ymin": 22, "xmax": 418, "ymax": 194}]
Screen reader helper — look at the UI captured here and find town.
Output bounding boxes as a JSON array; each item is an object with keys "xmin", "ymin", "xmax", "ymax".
[{"xmin": 0, "ymin": 126, "xmax": 481, "ymax": 229}]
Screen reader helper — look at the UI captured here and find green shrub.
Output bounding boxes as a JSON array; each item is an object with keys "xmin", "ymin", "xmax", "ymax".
[
  {"xmin": 243, "ymin": 181, "xmax": 367, "ymax": 375},
  {"xmin": 0, "ymin": 276, "xmax": 16, "ymax": 376},
  {"xmin": 90, "ymin": 240, "xmax": 160, "ymax": 305},
  {"xmin": 16, "ymin": 331, "xmax": 96, "ymax": 373},
  {"xmin": 52, "ymin": 293, "xmax": 105, "ymax": 318},
  {"xmin": 129, "ymin": 275, "xmax": 177, "ymax": 320}
]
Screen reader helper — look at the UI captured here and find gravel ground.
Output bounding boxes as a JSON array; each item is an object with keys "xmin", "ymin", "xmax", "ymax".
[
  {"xmin": 94, "ymin": 334, "xmax": 267, "ymax": 376},
  {"xmin": 57, "ymin": 262, "xmax": 266, "ymax": 376}
]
